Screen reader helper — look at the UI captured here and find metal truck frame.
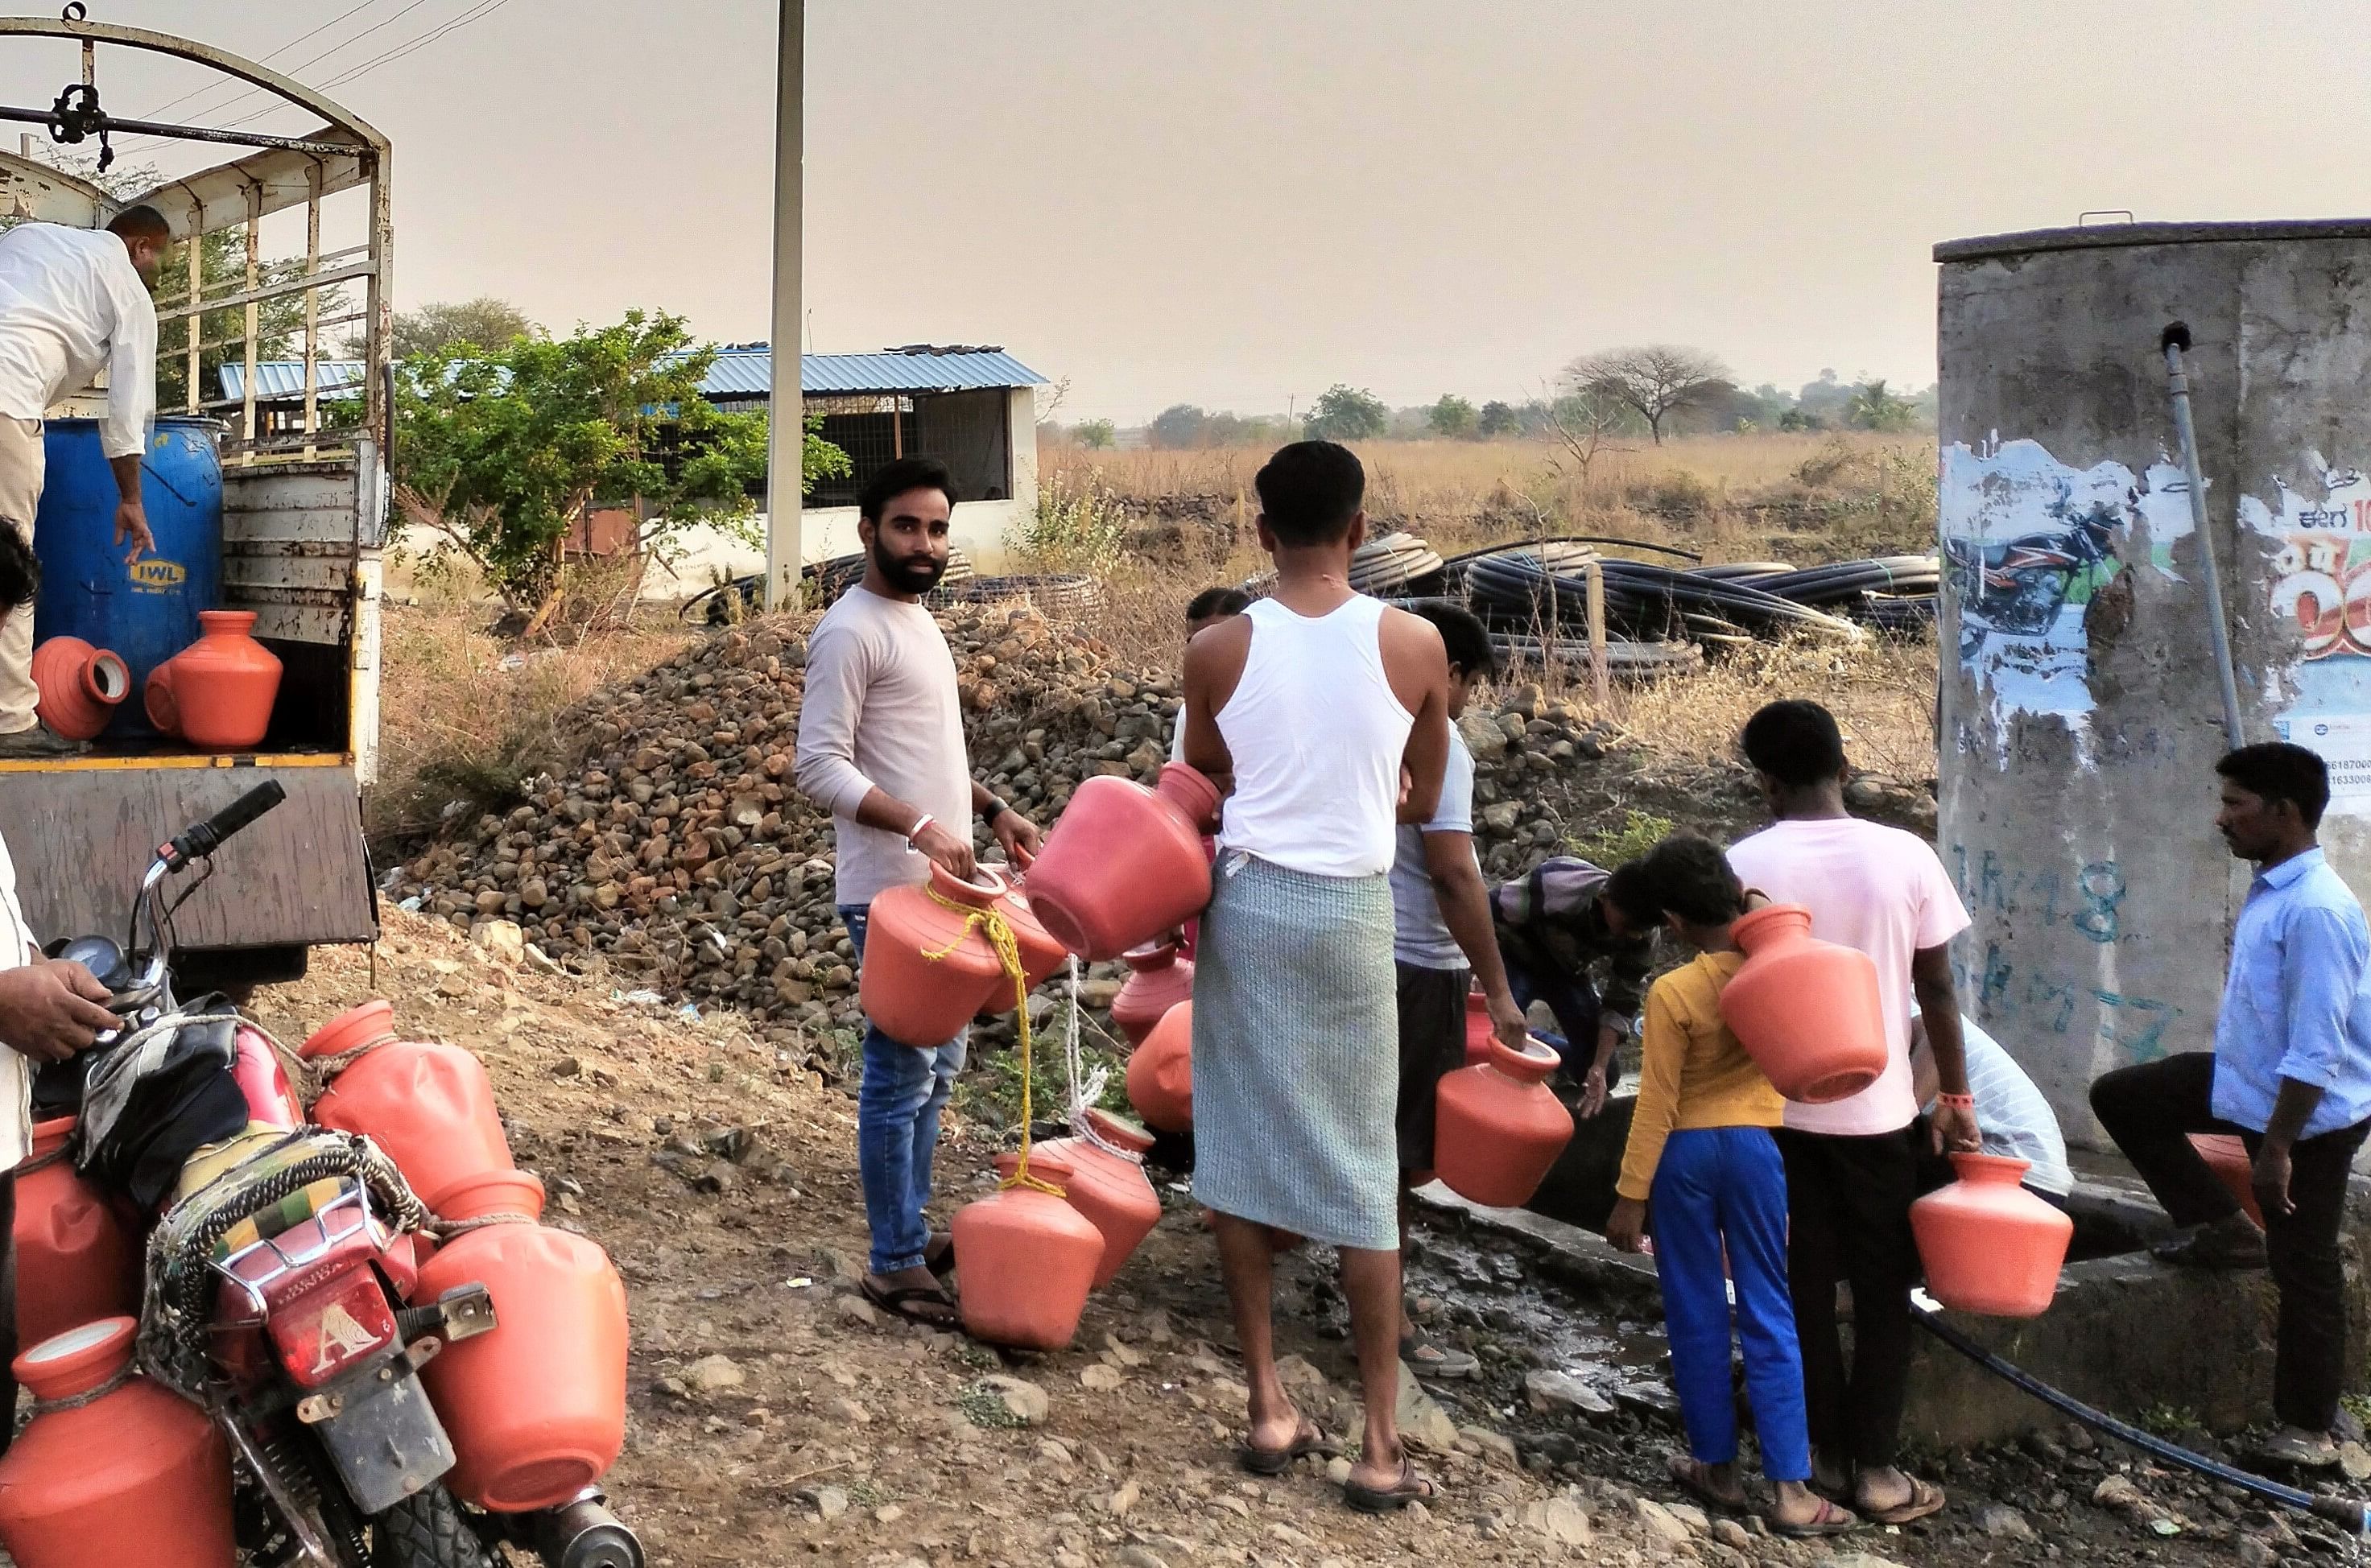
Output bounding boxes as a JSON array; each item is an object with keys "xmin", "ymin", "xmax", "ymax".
[{"xmin": 0, "ymin": 10, "xmax": 387, "ymax": 983}]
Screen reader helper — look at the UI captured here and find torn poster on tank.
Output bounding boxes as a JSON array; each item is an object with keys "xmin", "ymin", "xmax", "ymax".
[
  {"xmin": 1941, "ymin": 436, "xmax": 2193, "ymax": 733},
  {"xmin": 2245, "ymin": 460, "xmax": 2371, "ymax": 816}
]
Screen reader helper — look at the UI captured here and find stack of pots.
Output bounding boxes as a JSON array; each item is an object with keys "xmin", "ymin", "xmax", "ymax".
[
  {"xmin": 144, "ymin": 609, "xmax": 283, "ymax": 753},
  {"xmin": 299, "ymin": 1001, "xmax": 629, "ymax": 1511},
  {"xmin": 1717, "ymin": 904, "xmax": 1889, "ymax": 1104},
  {"xmin": 857, "ymin": 864, "xmax": 1065, "ymax": 1048},
  {"xmin": 12, "ymin": 1119, "xmax": 141, "ymax": 1352},
  {"xmin": 0, "ymin": 1317, "xmax": 238, "ymax": 1566},
  {"xmin": 1022, "ymin": 763, "xmax": 1221, "ymax": 959}
]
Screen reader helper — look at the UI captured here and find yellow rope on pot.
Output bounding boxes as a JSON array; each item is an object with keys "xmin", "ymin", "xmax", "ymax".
[{"xmin": 922, "ymin": 883, "xmax": 1064, "ymax": 1198}]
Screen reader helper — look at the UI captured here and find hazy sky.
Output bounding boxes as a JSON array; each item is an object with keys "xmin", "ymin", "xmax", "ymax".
[{"xmin": 8, "ymin": 2, "xmax": 2368, "ymax": 423}]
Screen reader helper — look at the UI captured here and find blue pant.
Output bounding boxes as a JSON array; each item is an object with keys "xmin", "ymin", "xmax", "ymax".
[
  {"xmin": 1648, "ymin": 1126, "xmax": 1809, "ymax": 1480},
  {"xmin": 841, "ymin": 902, "xmax": 968, "ymax": 1277}
]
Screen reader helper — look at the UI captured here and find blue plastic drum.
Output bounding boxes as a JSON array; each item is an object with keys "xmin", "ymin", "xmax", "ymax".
[{"xmin": 31, "ymin": 417, "xmax": 225, "ymax": 739}]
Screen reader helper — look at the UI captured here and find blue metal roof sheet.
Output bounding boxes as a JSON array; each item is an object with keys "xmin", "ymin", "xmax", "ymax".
[{"xmin": 221, "ymin": 348, "xmax": 1044, "ymax": 402}]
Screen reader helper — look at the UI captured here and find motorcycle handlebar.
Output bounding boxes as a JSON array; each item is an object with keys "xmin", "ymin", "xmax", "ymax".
[{"xmin": 165, "ymin": 781, "xmax": 287, "ymax": 869}]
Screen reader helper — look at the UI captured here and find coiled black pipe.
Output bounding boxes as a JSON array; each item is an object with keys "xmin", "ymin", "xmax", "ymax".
[{"xmin": 1911, "ymin": 1306, "xmax": 2370, "ymax": 1533}]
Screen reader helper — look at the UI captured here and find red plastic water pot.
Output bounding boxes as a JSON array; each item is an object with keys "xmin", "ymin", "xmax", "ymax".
[
  {"xmin": 1126, "ymin": 999, "xmax": 1193, "ymax": 1133},
  {"xmin": 1435, "ymin": 1038, "xmax": 1574, "ymax": 1208},
  {"xmin": 1111, "ymin": 940, "xmax": 1195, "ymax": 1049},
  {"xmin": 143, "ymin": 660, "xmax": 177, "ymax": 734},
  {"xmin": 1022, "ymin": 764, "xmax": 1220, "ymax": 960},
  {"xmin": 1035, "ymin": 1109, "xmax": 1163, "ymax": 1288},
  {"xmin": 232, "ymin": 1025, "xmax": 299, "ymax": 1127},
  {"xmin": 300, "ymin": 1001, "xmax": 514, "ymax": 1209},
  {"xmin": 858, "ymin": 864, "xmax": 1019, "ymax": 1047},
  {"xmin": 1718, "ymin": 904, "xmax": 1889, "ymax": 1104},
  {"xmin": 11, "ymin": 1119, "xmax": 139, "ymax": 1354},
  {"xmin": 155, "ymin": 609, "xmax": 280, "ymax": 751},
  {"xmin": 0, "ymin": 1318, "xmax": 237, "ymax": 1568},
  {"xmin": 29, "ymin": 637, "xmax": 128, "ymax": 741},
  {"xmin": 952, "ymin": 1149, "xmax": 1105, "ymax": 1350},
  {"xmin": 993, "ymin": 877, "xmax": 1070, "ymax": 990},
  {"xmin": 414, "ymin": 1171, "xmax": 630, "ymax": 1512},
  {"xmin": 1911, "ymin": 1152, "xmax": 2074, "ymax": 1318},
  {"xmin": 2189, "ymin": 1133, "xmax": 2266, "ymax": 1227}
]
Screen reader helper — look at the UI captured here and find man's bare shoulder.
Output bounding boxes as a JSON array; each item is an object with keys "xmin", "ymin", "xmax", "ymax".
[{"xmin": 1376, "ymin": 601, "xmax": 1448, "ymax": 670}]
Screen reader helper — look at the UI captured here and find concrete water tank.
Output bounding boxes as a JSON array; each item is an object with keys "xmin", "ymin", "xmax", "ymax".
[{"xmin": 1935, "ymin": 219, "xmax": 2371, "ymax": 1148}]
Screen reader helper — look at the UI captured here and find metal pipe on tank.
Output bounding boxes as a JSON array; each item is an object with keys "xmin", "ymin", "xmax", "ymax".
[{"xmin": 2159, "ymin": 322, "xmax": 2245, "ymax": 750}]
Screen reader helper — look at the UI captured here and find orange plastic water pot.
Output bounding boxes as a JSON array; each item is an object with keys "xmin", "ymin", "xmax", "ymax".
[
  {"xmin": 300, "ymin": 1001, "xmax": 514, "ymax": 1207},
  {"xmin": 2189, "ymin": 1133, "xmax": 2266, "ymax": 1227},
  {"xmin": 1022, "ymin": 763, "xmax": 1221, "ymax": 959},
  {"xmin": 858, "ymin": 864, "xmax": 1022, "ymax": 1047},
  {"xmin": 994, "ymin": 878, "xmax": 1071, "ymax": 989},
  {"xmin": 1036, "ymin": 1109, "xmax": 1163, "ymax": 1287},
  {"xmin": 29, "ymin": 638, "xmax": 128, "ymax": 741},
  {"xmin": 952, "ymin": 1149, "xmax": 1105, "ymax": 1350},
  {"xmin": 1717, "ymin": 904, "xmax": 1889, "ymax": 1104},
  {"xmin": 143, "ymin": 660, "xmax": 178, "ymax": 735},
  {"xmin": 1910, "ymin": 1152, "xmax": 2074, "ymax": 1318},
  {"xmin": 1111, "ymin": 940, "xmax": 1195, "ymax": 1048},
  {"xmin": 1126, "ymin": 999, "xmax": 1193, "ymax": 1133},
  {"xmin": 12, "ymin": 1119, "xmax": 140, "ymax": 1354},
  {"xmin": 1434, "ymin": 1038, "xmax": 1574, "ymax": 1208},
  {"xmin": 154, "ymin": 609, "xmax": 280, "ymax": 751},
  {"xmin": 0, "ymin": 1318, "xmax": 237, "ymax": 1568},
  {"xmin": 413, "ymin": 1171, "xmax": 629, "ymax": 1512}
]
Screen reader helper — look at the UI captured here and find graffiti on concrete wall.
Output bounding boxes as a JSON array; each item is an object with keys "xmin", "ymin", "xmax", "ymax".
[
  {"xmin": 1941, "ymin": 436, "xmax": 2194, "ymax": 734},
  {"xmin": 2245, "ymin": 461, "xmax": 2371, "ymax": 817}
]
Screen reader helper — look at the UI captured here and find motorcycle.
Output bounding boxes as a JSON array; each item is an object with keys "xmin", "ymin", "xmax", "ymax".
[
  {"xmin": 1943, "ymin": 501, "xmax": 2121, "ymax": 658},
  {"xmin": 35, "ymin": 783, "xmax": 640, "ymax": 1568}
]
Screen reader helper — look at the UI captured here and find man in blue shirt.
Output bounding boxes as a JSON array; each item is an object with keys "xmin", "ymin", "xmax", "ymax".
[{"xmin": 2092, "ymin": 743, "xmax": 2371, "ymax": 1469}]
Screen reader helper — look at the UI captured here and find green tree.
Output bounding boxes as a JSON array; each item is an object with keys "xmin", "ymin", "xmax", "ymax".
[
  {"xmin": 1477, "ymin": 399, "xmax": 1519, "ymax": 438},
  {"xmin": 382, "ymin": 297, "xmax": 535, "ymax": 360},
  {"xmin": 1303, "ymin": 383, "xmax": 1388, "ymax": 442},
  {"xmin": 1561, "ymin": 345, "xmax": 1731, "ymax": 444},
  {"xmin": 1074, "ymin": 418, "xmax": 1117, "ymax": 449},
  {"xmin": 1427, "ymin": 393, "xmax": 1478, "ymax": 439},
  {"xmin": 1149, "ymin": 403, "xmax": 1209, "ymax": 449},
  {"xmin": 391, "ymin": 310, "xmax": 812, "ymax": 621},
  {"xmin": 1844, "ymin": 378, "xmax": 1919, "ymax": 433}
]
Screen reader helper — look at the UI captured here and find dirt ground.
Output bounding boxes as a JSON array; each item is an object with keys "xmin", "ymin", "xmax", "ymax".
[{"xmin": 244, "ymin": 908, "xmax": 2357, "ymax": 1568}]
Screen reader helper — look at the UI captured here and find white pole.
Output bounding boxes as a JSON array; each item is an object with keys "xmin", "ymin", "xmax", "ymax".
[{"xmin": 762, "ymin": 0, "xmax": 804, "ymax": 609}]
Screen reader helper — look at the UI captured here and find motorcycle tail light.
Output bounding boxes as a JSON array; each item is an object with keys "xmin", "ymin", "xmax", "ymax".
[{"xmin": 267, "ymin": 1267, "xmax": 398, "ymax": 1389}]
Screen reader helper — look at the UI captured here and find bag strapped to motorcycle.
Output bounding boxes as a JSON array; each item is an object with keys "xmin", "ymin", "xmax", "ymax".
[{"xmin": 138, "ymin": 1126, "xmax": 432, "ymax": 1401}]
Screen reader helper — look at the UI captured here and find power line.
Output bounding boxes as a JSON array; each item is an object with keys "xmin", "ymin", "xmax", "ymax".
[
  {"xmin": 126, "ymin": 0, "xmax": 439, "ymax": 142},
  {"xmin": 135, "ymin": 0, "xmax": 396, "ymax": 122},
  {"xmin": 209, "ymin": 0, "xmax": 515, "ymax": 133}
]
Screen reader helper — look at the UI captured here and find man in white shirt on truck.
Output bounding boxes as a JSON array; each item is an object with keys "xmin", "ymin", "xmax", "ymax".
[{"xmin": 0, "ymin": 205, "xmax": 170, "ymax": 757}]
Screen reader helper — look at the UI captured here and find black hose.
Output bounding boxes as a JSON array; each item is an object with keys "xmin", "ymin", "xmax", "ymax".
[{"xmin": 1910, "ymin": 1306, "xmax": 2370, "ymax": 1532}]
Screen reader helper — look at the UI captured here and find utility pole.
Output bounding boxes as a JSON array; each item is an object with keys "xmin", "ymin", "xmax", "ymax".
[{"xmin": 762, "ymin": 0, "xmax": 803, "ymax": 608}]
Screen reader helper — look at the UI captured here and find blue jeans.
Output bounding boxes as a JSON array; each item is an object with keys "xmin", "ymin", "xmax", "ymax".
[
  {"xmin": 1502, "ymin": 954, "xmax": 1617, "ymax": 1087},
  {"xmin": 841, "ymin": 902, "xmax": 968, "ymax": 1277},
  {"xmin": 1649, "ymin": 1125, "xmax": 1809, "ymax": 1480}
]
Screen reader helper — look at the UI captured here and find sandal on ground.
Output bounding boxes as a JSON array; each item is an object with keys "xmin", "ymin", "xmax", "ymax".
[
  {"xmin": 1239, "ymin": 1417, "xmax": 1332, "ymax": 1476},
  {"xmin": 858, "ymin": 1275, "xmax": 958, "ymax": 1330},
  {"xmin": 1344, "ymin": 1453, "xmax": 1438, "ymax": 1514},
  {"xmin": 1770, "ymin": 1497, "xmax": 1860, "ymax": 1538},
  {"xmin": 1858, "ymin": 1475, "xmax": 1945, "ymax": 1526},
  {"xmin": 1667, "ymin": 1454, "xmax": 1748, "ymax": 1514},
  {"xmin": 1399, "ymin": 1327, "xmax": 1478, "ymax": 1380}
]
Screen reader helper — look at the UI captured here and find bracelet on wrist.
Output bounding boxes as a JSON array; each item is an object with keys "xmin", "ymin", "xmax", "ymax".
[
  {"xmin": 904, "ymin": 812, "xmax": 936, "ymax": 844},
  {"xmin": 1935, "ymin": 1091, "xmax": 1976, "ymax": 1111},
  {"xmin": 981, "ymin": 796, "xmax": 1012, "ymax": 823}
]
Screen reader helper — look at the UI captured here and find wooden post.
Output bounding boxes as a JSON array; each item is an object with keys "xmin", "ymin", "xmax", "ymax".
[
  {"xmin": 1584, "ymin": 559, "xmax": 1609, "ymax": 709},
  {"xmin": 891, "ymin": 401, "xmax": 902, "ymax": 458},
  {"xmin": 241, "ymin": 181, "xmax": 261, "ymax": 460}
]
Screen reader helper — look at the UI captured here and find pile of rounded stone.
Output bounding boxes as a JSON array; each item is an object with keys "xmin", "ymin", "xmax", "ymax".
[{"xmin": 393, "ymin": 609, "xmax": 1627, "ymax": 1048}]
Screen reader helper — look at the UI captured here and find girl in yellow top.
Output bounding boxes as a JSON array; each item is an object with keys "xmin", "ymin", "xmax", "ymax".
[{"xmin": 1607, "ymin": 836, "xmax": 1853, "ymax": 1536}]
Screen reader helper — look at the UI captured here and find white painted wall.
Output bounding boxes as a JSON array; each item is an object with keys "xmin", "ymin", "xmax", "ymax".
[{"xmin": 648, "ymin": 497, "xmax": 1027, "ymax": 598}]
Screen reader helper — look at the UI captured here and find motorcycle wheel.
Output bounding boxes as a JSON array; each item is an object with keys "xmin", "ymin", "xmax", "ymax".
[{"xmin": 371, "ymin": 1487, "xmax": 498, "ymax": 1568}]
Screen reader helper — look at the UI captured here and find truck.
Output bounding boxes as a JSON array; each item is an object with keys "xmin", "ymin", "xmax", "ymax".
[{"xmin": 0, "ymin": 9, "xmax": 388, "ymax": 988}]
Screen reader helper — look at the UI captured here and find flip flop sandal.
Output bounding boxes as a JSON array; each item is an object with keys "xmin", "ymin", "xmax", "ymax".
[
  {"xmin": 858, "ymin": 1276, "xmax": 959, "ymax": 1330},
  {"xmin": 1667, "ymin": 1454, "xmax": 1748, "ymax": 1516},
  {"xmin": 1344, "ymin": 1454, "xmax": 1438, "ymax": 1514},
  {"xmin": 1239, "ymin": 1418, "xmax": 1332, "ymax": 1476},
  {"xmin": 1399, "ymin": 1328, "xmax": 1479, "ymax": 1380},
  {"xmin": 1770, "ymin": 1498, "xmax": 1860, "ymax": 1538},
  {"xmin": 1860, "ymin": 1475, "xmax": 1946, "ymax": 1527}
]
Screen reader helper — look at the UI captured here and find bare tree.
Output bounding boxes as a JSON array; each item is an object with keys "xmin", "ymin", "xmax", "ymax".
[
  {"xmin": 1562, "ymin": 345, "xmax": 1732, "ymax": 444},
  {"xmin": 1539, "ymin": 384, "xmax": 1632, "ymax": 501}
]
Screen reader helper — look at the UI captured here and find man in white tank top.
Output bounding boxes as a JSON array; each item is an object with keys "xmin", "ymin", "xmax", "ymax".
[{"xmin": 1179, "ymin": 441, "xmax": 1452, "ymax": 1512}]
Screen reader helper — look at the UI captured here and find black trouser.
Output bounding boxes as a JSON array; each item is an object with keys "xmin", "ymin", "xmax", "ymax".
[
  {"xmin": 1775, "ymin": 1125, "xmax": 1921, "ymax": 1471},
  {"xmin": 2092, "ymin": 1052, "xmax": 2371, "ymax": 1431},
  {"xmin": 0, "ymin": 1170, "xmax": 16, "ymax": 1455}
]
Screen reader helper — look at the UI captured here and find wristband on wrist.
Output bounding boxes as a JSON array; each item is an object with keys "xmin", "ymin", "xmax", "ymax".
[
  {"xmin": 982, "ymin": 796, "xmax": 1012, "ymax": 823},
  {"xmin": 1935, "ymin": 1091, "xmax": 1976, "ymax": 1111},
  {"xmin": 904, "ymin": 813, "xmax": 936, "ymax": 844}
]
